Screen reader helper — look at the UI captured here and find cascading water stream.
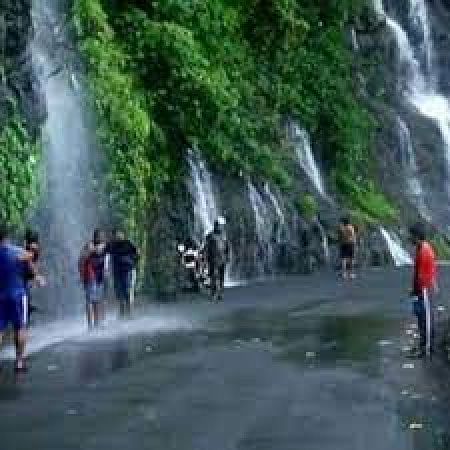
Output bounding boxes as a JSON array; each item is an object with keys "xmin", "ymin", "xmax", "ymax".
[
  {"xmin": 380, "ymin": 227, "xmax": 413, "ymax": 267},
  {"xmin": 289, "ymin": 122, "xmax": 327, "ymax": 198},
  {"xmin": 396, "ymin": 116, "xmax": 430, "ymax": 219},
  {"xmin": 247, "ymin": 181, "xmax": 275, "ymax": 275},
  {"xmin": 264, "ymin": 183, "xmax": 286, "ymax": 244},
  {"xmin": 187, "ymin": 150, "xmax": 219, "ymax": 242},
  {"xmin": 374, "ymin": 0, "xmax": 450, "ymax": 179},
  {"xmin": 32, "ymin": 0, "xmax": 101, "ymax": 317}
]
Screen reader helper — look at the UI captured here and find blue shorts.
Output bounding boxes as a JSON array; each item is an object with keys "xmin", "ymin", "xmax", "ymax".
[
  {"xmin": 0, "ymin": 291, "xmax": 28, "ymax": 332},
  {"xmin": 85, "ymin": 282, "xmax": 105, "ymax": 305}
]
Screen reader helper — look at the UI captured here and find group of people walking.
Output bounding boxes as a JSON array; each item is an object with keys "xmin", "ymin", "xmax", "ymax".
[{"xmin": 78, "ymin": 228, "xmax": 139, "ymax": 328}]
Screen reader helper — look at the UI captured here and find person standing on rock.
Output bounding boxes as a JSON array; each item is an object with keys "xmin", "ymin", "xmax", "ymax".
[
  {"xmin": 106, "ymin": 229, "xmax": 139, "ymax": 319},
  {"xmin": 204, "ymin": 217, "xmax": 230, "ymax": 302},
  {"xmin": 410, "ymin": 223, "xmax": 437, "ymax": 358},
  {"xmin": 339, "ymin": 217, "xmax": 357, "ymax": 279}
]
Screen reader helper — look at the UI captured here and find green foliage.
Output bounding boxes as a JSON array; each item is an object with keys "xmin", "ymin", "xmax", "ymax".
[
  {"xmin": 431, "ymin": 235, "xmax": 450, "ymax": 261},
  {"xmin": 296, "ymin": 194, "xmax": 318, "ymax": 220},
  {"xmin": 336, "ymin": 173, "xmax": 398, "ymax": 223},
  {"xmin": 0, "ymin": 117, "xmax": 41, "ymax": 227},
  {"xmin": 73, "ymin": 0, "xmax": 169, "ymax": 243},
  {"xmin": 72, "ymin": 0, "xmax": 387, "ymax": 223}
]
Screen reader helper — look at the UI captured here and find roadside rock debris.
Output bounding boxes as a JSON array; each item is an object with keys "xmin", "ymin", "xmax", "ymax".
[{"xmin": 409, "ymin": 423, "xmax": 423, "ymax": 430}]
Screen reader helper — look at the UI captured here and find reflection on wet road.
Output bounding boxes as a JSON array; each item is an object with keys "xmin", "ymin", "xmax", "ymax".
[{"xmin": 1, "ymin": 269, "xmax": 450, "ymax": 450}]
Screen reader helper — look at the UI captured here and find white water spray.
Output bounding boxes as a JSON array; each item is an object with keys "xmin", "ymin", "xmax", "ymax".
[
  {"xmin": 247, "ymin": 181, "xmax": 275, "ymax": 274},
  {"xmin": 289, "ymin": 122, "xmax": 326, "ymax": 198},
  {"xmin": 351, "ymin": 28, "xmax": 359, "ymax": 52},
  {"xmin": 264, "ymin": 183, "xmax": 285, "ymax": 230},
  {"xmin": 380, "ymin": 227, "xmax": 413, "ymax": 266},
  {"xmin": 0, "ymin": 309, "xmax": 197, "ymax": 361},
  {"xmin": 374, "ymin": 0, "xmax": 450, "ymax": 177},
  {"xmin": 396, "ymin": 116, "xmax": 430, "ymax": 219},
  {"xmin": 32, "ymin": 1, "xmax": 100, "ymax": 316},
  {"xmin": 187, "ymin": 150, "xmax": 219, "ymax": 241}
]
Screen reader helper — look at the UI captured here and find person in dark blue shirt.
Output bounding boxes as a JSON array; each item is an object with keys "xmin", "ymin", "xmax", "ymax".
[
  {"xmin": 0, "ymin": 224, "xmax": 34, "ymax": 372},
  {"xmin": 106, "ymin": 229, "xmax": 139, "ymax": 319}
]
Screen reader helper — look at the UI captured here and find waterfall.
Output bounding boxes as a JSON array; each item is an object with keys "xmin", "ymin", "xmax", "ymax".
[
  {"xmin": 408, "ymin": 0, "xmax": 434, "ymax": 80},
  {"xmin": 351, "ymin": 28, "xmax": 359, "ymax": 52},
  {"xmin": 289, "ymin": 122, "xmax": 326, "ymax": 198},
  {"xmin": 186, "ymin": 151, "xmax": 242, "ymax": 285},
  {"xmin": 374, "ymin": 0, "xmax": 450, "ymax": 177},
  {"xmin": 247, "ymin": 181, "xmax": 275, "ymax": 274},
  {"xmin": 264, "ymin": 183, "xmax": 284, "ymax": 226},
  {"xmin": 187, "ymin": 150, "xmax": 219, "ymax": 242},
  {"xmin": 396, "ymin": 116, "xmax": 430, "ymax": 219},
  {"xmin": 32, "ymin": 1, "xmax": 101, "ymax": 317},
  {"xmin": 380, "ymin": 227, "xmax": 413, "ymax": 266},
  {"xmin": 264, "ymin": 183, "xmax": 286, "ymax": 244},
  {"xmin": 315, "ymin": 219, "xmax": 330, "ymax": 264}
]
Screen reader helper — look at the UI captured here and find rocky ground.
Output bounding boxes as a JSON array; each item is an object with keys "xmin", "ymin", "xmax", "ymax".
[{"xmin": 1, "ymin": 268, "xmax": 450, "ymax": 450}]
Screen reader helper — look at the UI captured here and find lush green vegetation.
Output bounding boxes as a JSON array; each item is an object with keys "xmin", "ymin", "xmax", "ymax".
[
  {"xmin": 431, "ymin": 235, "xmax": 450, "ymax": 261},
  {"xmin": 296, "ymin": 194, "xmax": 318, "ymax": 220},
  {"xmin": 0, "ymin": 116, "xmax": 41, "ymax": 228},
  {"xmin": 72, "ymin": 0, "xmax": 394, "ymax": 225}
]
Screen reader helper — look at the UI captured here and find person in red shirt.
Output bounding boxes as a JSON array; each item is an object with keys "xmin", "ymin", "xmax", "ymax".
[
  {"xmin": 78, "ymin": 242, "xmax": 98, "ymax": 329},
  {"xmin": 410, "ymin": 223, "xmax": 438, "ymax": 358}
]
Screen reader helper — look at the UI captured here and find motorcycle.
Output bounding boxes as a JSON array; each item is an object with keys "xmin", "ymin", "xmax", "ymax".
[{"xmin": 177, "ymin": 244, "xmax": 211, "ymax": 292}]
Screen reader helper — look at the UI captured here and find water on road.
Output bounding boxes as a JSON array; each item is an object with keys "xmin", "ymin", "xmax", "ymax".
[{"xmin": 1, "ymin": 269, "xmax": 450, "ymax": 450}]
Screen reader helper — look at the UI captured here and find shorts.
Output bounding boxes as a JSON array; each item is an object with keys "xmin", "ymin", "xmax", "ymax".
[
  {"xmin": 0, "ymin": 291, "xmax": 28, "ymax": 332},
  {"xmin": 85, "ymin": 282, "xmax": 105, "ymax": 305},
  {"xmin": 340, "ymin": 243, "xmax": 355, "ymax": 259}
]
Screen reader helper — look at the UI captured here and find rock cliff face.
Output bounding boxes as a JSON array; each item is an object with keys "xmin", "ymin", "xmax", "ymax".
[
  {"xmin": 146, "ymin": 0, "xmax": 450, "ymax": 295},
  {"xmin": 4, "ymin": 0, "xmax": 449, "ymax": 299},
  {"xmin": 356, "ymin": 0, "xmax": 450, "ymax": 229},
  {"xmin": 0, "ymin": 0, "xmax": 45, "ymax": 135}
]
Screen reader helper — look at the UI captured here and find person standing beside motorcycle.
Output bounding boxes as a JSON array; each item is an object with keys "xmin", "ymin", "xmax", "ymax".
[{"xmin": 204, "ymin": 217, "xmax": 230, "ymax": 302}]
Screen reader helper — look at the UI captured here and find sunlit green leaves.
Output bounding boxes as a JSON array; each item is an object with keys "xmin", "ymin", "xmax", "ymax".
[
  {"xmin": 73, "ymin": 0, "xmax": 391, "ymax": 227},
  {"xmin": 0, "ymin": 117, "xmax": 41, "ymax": 227}
]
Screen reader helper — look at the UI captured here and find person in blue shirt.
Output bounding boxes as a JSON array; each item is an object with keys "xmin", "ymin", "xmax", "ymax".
[{"xmin": 0, "ymin": 224, "xmax": 35, "ymax": 372}]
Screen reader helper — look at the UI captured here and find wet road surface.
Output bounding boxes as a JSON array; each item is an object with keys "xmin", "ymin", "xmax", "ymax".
[{"xmin": 1, "ymin": 269, "xmax": 450, "ymax": 450}]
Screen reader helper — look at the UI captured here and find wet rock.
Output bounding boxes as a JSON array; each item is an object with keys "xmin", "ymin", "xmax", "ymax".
[{"xmin": 0, "ymin": 0, "xmax": 44, "ymax": 134}]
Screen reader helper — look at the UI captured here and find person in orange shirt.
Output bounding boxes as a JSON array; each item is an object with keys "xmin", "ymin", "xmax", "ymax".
[{"xmin": 410, "ymin": 223, "xmax": 438, "ymax": 358}]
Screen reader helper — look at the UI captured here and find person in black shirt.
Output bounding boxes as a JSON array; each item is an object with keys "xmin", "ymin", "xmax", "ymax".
[
  {"xmin": 106, "ymin": 229, "xmax": 139, "ymax": 318},
  {"xmin": 204, "ymin": 217, "xmax": 230, "ymax": 302}
]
